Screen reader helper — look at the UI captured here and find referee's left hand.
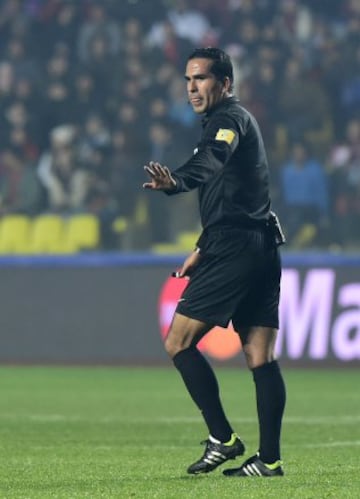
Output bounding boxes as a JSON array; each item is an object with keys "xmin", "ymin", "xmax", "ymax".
[
  {"xmin": 176, "ymin": 249, "xmax": 201, "ymax": 278},
  {"xmin": 143, "ymin": 161, "xmax": 176, "ymax": 191}
]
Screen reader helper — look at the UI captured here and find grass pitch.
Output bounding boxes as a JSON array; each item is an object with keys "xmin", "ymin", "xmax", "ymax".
[{"xmin": 0, "ymin": 366, "xmax": 359, "ymax": 498}]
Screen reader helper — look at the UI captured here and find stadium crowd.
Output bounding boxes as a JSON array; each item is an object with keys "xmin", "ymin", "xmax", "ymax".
[{"xmin": 0, "ymin": 0, "xmax": 359, "ymax": 250}]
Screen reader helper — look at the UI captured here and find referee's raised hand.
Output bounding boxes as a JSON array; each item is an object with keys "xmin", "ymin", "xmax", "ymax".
[{"xmin": 143, "ymin": 161, "xmax": 176, "ymax": 191}]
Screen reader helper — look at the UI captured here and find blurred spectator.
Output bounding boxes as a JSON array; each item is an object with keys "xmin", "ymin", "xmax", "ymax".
[
  {"xmin": 0, "ymin": 100, "xmax": 38, "ymax": 159},
  {"xmin": 146, "ymin": 122, "xmax": 179, "ymax": 244},
  {"xmin": 340, "ymin": 45, "xmax": 360, "ymax": 122},
  {"xmin": 274, "ymin": 0, "xmax": 314, "ymax": 43},
  {"xmin": 146, "ymin": 20, "xmax": 194, "ymax": 70},
  {"xmin": 68, "ymin": 69, "xmax": 105, "ymax": 125},
  {"xmin": 7, "ymin": 125, "xmax": 38, "ymax": 163},
  {"xmin": 37, "ymin": 0, "xmax": 80, "ymax": 60},
  {"xmin": 146, "ymin": 97, "xmax": 169, "ymax": 126},
  {"xmin": 328, "ymin": 118, "xmax": 360, "ymax": 246},
  {"xmin": 112, "ymin": 101, "xmax": 147, "ymax": 165},
  {"xmin": 121, "ymin": 17, "xmax": 145, "ymax": 57},
  {"xmin": 37, "ymin": 125, "xmax": 89, "ymax": 214},
  {"xmin": 0, "ymin": 61, "xmax": 14, "ymax": 111},
  {"xmin": 44, "ymin": 45, "xmax": 72, "ymax": 85},
  {"xmin": 85, "ymin": 33, "xmax": 124, "ymax": 108},
  {"xmin": 3, "ymin": 36, "xmax": 38, "ymax": 81},
  {"xmin": 108, "ymin": 128, "xmax": 142, "ymax": 219},
  {"xmin": 280, "ymin": 141, "xmax": 330, "ymax": 247},
  {"xmin": 0, "ymin": 0, "xmax": 30, "ymax": 44},
  {"xmin": 160, "ymin": 0, "xmax": 213, "ymax": 46},
  {"xmin": 77, "ymin": 2, "xmax": 121, "ymax": 64},
  {"xmin": 78, "ymin": 112, "xmax": 111, "ymax": 165},
  {"xmin": 248, "ymin": 60, "xmax": 280, "ymax": 151},
  {"xmin": 82, "ymin": 144, "xmax": 118, "ymax": 249},
  {"xmin": 13, "ymin": 76, "xmax": 42, "ymax": 123},
  {"xmin": 42, "ymin": 78, "xmax": 72, "ymax": 136},
  {"xmin": 223, "ymin": 0, "xmax": 275, "ymax": 29},
  {"xmin": 0, "ymin": 148, "xmax": 43, "ymax": 215},
  {"xmin": 144, "ymin": 61, "xmax": 178, "ymax": 101},
  {"xmin": 237, "ymin": 79, "xmax": 268, "ymax": 143},
  {"xmin": 168, "ymin": 75, "xmax": 197, "ymax": 130},
  {"xmin": 277, "ymin": 57, "xmax": 333, "ymax": 157}
]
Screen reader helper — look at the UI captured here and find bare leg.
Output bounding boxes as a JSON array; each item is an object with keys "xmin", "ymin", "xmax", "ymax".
[{"xmin": 164, "ymin": 312, "xmax": 211, "ymax": 357}]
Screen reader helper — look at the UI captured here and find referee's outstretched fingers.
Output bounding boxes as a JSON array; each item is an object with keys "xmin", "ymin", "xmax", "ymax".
[{"xmin": 144, "ymin": 164, "xmax": 155, "ymax": 176}]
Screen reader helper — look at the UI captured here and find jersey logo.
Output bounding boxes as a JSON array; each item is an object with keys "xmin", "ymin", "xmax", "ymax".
[{"xmin": 215, "ymin": 128, "xmax": 235, "ymax": 145}]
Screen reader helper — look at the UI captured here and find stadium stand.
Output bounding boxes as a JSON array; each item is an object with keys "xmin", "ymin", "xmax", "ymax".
[
  {"xmin": 0, "ymin": 0, "xmax": 358, "ymax": 252},
  {"xmin": 0, "ymin": 215, "xmax": 32, "ymax": 254},
  {"xmin": 28, "ymin": 214, "xmax": 66, "ymax": 254}
]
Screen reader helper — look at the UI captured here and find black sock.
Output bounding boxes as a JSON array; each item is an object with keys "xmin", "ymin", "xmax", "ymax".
[
  {"xmin": 173, "ymin": 346, "xmax": 233, "ymax": 442},
  {"xmin": 252, "ymin": 360, "xmax": 286, "ymax": 463}
]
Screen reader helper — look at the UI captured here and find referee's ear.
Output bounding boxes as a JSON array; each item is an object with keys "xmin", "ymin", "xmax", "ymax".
[{"xmin": 222, "ymin": 76, "xmax": 232, "ymax": 95}]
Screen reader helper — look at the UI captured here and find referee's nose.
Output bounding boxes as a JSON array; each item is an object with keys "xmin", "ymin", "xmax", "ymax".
[{"xmin": 187, "ymin": 78, "xmax": 198, "ymax": 94}]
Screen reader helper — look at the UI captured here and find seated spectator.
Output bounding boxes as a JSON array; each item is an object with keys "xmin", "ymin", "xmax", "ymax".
[
  {"xmin": 68, "ymin": 69, "xmax": 105, "ymax": 125},
  {"xmin": 328, "ymin": 118, "xmax": 360, "ymax": 246},
  {"xmin": 84, "ymin": 33, "xmax": 119, "ymax": 93},
  {"xmin": 108, "ymin": 128, "xmax": 143, "ymax": 219},
  {"xmin": 277, "ymin": 57, "xmax": 333, "ymax": 157},
  {"xmin": 82, "ymin": 144, "xmax": 117, "ymax": 249},
  {"xmin": 3, "ymin": 36, "xmax": 38, "ymax": 81},
  {"xmin": 280, "ymin": 141, "xmax": 330, "ymax": 247},
  {"xmin": 13, "ymin": 76, "xmax": 43, "ymax": 149},
  {"xmin": 7, "ymin": 125, "xmax": 38, "ymax": 163},
  {"xmin": 41, "ymin": 49, "xmax": 73, "ymax": 133},
  {"xmin": 1, "ymin": 100, "xmax": 33, "ymax": 150},
  {"xmin": 274, "ymin": 0, "xmax": 314, "ymax": 43},
  {"xmin": 340, "ymin": 45, "xmax": 360, "ymax": 123},
  {"xmin": 147, "ymin": 0, "xmax": 212, "ymax": 47},
  {"xmin": 37, "ymin": 0, "xmax": 80, "ymax": 60},
  {"xmin": 168, "ymin": 75, "xmax": 197, "ymax": 130},
  {"xmin": 0, "ymin": 61, "xmax": 14, "ymax": 113},
  {"xmin": 36, "ymin": 125, "xmax": 89, "ymax": 215},
  {"xmin": 77, "ymin": 112, "xmax": 111, "ymax": 165},
  {"xmin": 146, "ymin": 19, "xmax": 193, "ymax": 71},
  {"xmin": 0, "ymin": 147, "xmax": 43, "ymax": 216},
  {"xmin": 77, "ymin": 2, "xmax": 121, "ymax": 64},
  {"xmin": 144, "ymin": 120, "xmax": 197, "ymax": 244}
]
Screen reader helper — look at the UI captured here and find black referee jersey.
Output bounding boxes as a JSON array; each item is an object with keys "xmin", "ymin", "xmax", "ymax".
[{"xmin": 168, "ymin": 96, "xmax": 272, "ymax": 244}]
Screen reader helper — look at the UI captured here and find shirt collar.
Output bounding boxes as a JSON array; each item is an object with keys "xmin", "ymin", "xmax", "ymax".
[{"xmin": 201, "ymin": 95, "xmax": 238, "ymax": 127}]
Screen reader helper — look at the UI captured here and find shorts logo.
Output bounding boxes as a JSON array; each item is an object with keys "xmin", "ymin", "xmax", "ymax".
[{"xmin": 215, "ymin": 128, "xmax": 235, "ymax": 145}]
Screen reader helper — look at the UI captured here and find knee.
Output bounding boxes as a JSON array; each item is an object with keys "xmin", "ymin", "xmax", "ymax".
[
  {"xmin": 243, "ymin": 344, "xmax": 275, "ymax": 370},
  {"xmin": 164, "ymin": 334, "xmax": 181, "ymax": 358},
  {"xmin": 164, "ymin": 331, "xmax": 191, "ymax": 358},
  {"xmin": 238, "ymin": 326, "xmax": 278, "ymax": 369},
  {"xmin": 163, "ymin": 314, "xmax": 210, "ymax": 358}
]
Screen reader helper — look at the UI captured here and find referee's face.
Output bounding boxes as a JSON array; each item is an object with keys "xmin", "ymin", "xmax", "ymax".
[{"xmin": 185, "ymin": 58, "xmax": 228, "ymax": 114}]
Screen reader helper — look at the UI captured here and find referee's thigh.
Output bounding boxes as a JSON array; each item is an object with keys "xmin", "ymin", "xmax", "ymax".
[
  {"xmin": 236, "ymin": 326, "xmax": 278, "ymax": 369},
  {"xmin": 164, "ymin": 312, "xmax": 214, "ymax": 358}
]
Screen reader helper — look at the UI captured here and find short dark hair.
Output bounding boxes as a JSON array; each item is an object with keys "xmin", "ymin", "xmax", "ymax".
[{"xmin": 187, "ymin": 47, "xmax": 234, "ymax": 90}]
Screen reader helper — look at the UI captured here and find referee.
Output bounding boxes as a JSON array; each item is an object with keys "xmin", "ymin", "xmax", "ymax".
[{"xmin": 143, "ymin": 47, "xmax": 286, "ymax": 478}]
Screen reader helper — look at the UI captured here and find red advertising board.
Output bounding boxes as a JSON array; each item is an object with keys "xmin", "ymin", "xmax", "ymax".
[{"xmin": 158, "ymin": 267, "xmax": 360, "ymax": 362}]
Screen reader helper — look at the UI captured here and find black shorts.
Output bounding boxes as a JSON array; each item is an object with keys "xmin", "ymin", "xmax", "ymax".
[{"xmin": 176, "ymin": 227, "xmax": 281, "ymax": 330}]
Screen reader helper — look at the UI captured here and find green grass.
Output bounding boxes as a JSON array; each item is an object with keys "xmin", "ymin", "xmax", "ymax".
[{"xmin": 0, "ymin": 367, "xmax": 359, "ymax": 498}]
